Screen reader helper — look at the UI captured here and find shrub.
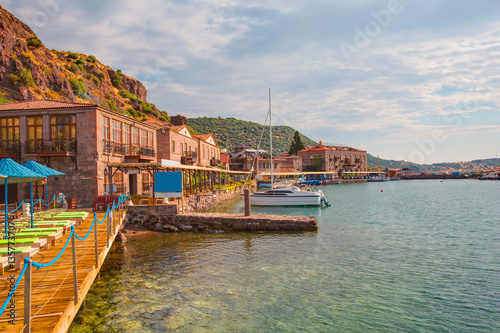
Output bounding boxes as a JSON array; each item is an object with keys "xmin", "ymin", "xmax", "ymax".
[
  {"xmin": 97, "ymin": 73, "xmax": 105, "ymax": 80},
  {"xmin": 111, "ymin": 70, "xmax": 123, "ymax": 87},
  {"xmin": 19, "ymin": 69, "xmax": 36, "ymax": 87},
  {"xmin": 0, "ymin": 97, "xmax": 10, "ymax": 104},
  {"xmin": 8, "ymin": 73, "xmax": 20, "ymax": 85},
  {"xmin": 75, "ymin": 59, "xmax": 84, "ymax": 65},
  {"xmin": 118, "ymin": 90, "xmax": 138, "ymax": 101},
  {"xmin": 69, "ymin": 78, "xmax": 88, "ymax": 99},
  {"xmin": 76, "ymin": 63, "xmax": 86, "ymax": 73},
  {"xmin": 68, "ymin": 63, "xmax": 79, "ymax": 73},
  {"xmin": 87, "ymin": 55, "xmax": 96, "ymax": 63},
  {"xmin": 158, "ymin": 116, "xmax": 167, "ymax": 122},
  {"xmin": 27, "ymin": 36, "xmax": 43, "ymax": 48},
  {"xmin": 67, "ymin": 52, "xmax": 79, "ymax": 59},
  {"xmin": 141, "ymin": 116, "xmax": 148, "ymax": 121},
  {"xmin": 92, "ymin": 76, "xmax": 100, "ymax": 87},
  {"xmin": 107, "ymin": 100, "xmax": 117, "ymax": 111}
]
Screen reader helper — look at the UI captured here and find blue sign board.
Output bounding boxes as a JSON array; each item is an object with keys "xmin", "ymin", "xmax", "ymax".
[{"xmin": 154, "ymin": 171, "xmax": 183, "ymax": 198}]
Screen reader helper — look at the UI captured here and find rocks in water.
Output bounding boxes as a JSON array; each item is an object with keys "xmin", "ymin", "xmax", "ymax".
[
  {"xmin": 162, "ymin": 224, "xmax": 178, "ymax": 232},
  {"xmin": 115, "ymin": 231, "xmax": 127, "ymax": 243}
]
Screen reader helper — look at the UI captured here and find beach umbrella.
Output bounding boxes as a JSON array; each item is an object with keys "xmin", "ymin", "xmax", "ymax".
[
  {"xmin": 0, "ymin": 159, "xmax": 45, "ymax": 239},
  {"xmin": 23, "ymin": 161, "xmax": 65, "ymax": 228}
]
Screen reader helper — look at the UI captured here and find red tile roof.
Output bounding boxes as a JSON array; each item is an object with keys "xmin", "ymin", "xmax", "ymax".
[
  {"xmin": 144, "ymin": 118, "xmax": 169, "ymax": 128},
  {"xmin": 299, "ymin": 144, "xmax": 366, "ymax": 153},
  {"xmin": 0, "ymin": 100, "xmax": 99, "ymax": 111}
]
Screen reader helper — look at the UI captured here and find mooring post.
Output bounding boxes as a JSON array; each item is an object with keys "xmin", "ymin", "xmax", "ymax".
[
  {"xmin": 94, "ymin": 214, "xmax": 98, "ymax": 268},
  {"xmin": 112, "ymin": 201, "xmax": 116, "ymax": 235},
  {"xmin": 71, "ymin": 229, "xmax": 79, "ymax": 305},
  {"xmin": 244, "ymin": 189, "xmax": 251, "ymax": 216},
  {"xmin": 24, "ymin": 259, "xmax": 32, "ymax": 333}
]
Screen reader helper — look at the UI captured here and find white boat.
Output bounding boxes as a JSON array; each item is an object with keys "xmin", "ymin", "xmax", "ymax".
[
  {"xmin": 250, "ymin": 89, "xmax": 330, "ymax": 207},
  {"xmin": 250, "ymin": 186, "xmax": 328, "ymax": 206}
]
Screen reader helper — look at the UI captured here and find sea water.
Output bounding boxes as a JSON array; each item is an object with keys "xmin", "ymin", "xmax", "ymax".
[{"xmin": 69, "ymin": 180, "xmax": 500, "ymax": 332}]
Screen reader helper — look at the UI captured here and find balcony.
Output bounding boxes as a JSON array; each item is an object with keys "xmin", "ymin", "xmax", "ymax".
[
  {"xmin": 181, "ymin": 151, "xmax": 197, "ymax": 165},
  {"xmin": 0, "ymin": 140, "xmax": 21, "ymax": 160},
  {"xmin": 102, "ymin": 140, "xmax": 126, "ymax": 155},
  {"xmin": 26, "ymin": 139, "xmax": 77, "ymax": 157},
  {"xmin": 210, "ymin": 158, "xmax": 221, "ymax": 166},
  {"xmin": 124, "ymin": 143, "xmax": 155, "ymax": 161}
]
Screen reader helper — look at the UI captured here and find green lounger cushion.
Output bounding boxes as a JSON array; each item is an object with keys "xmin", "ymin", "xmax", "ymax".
[
  {"xmin": 0, "ymin": 238, "xmax": 39, "ymax": 245},
  {"xmin": 0, "ymin": 246, "xmax": 32, "ymax": 254},
  {"xmin": 8, "ymin": 232, "xmax": 57, "ymax": 237}
]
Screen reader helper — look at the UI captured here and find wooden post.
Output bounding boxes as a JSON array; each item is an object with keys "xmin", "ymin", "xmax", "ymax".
[
  {"xmin": 71, "ymin": 230, "xmax": 79, "ymax": 305},
  {"xmin": 24, "ymin": 259, "xmax": 32, "ymax": 333},
  {"xmin": 94, "ymin": 214, "xmax": 98, "ymax": 268},
  {"xmin": 106, "ymin": 207, "xmax": 110, "ymax": 248},
  {"xmin": 244, "ymin": 189, "xmax": 251, "ymax": 216},
  {"xmin": 152, "ymin": 169, "xmax": 156, "ymax": 205},
  {"xmin": 112, "ymin": 202, "xmax": 115, "ymax": 235},
  {"xmin": 109, "ymin": 167, "xmax": 114, "ymax": 196}
]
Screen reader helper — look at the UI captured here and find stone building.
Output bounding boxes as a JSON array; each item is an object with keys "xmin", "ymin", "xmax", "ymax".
[
  {"xmin": 144, "ymin": 119, "xmax": 221, "ymax": 167},
  {"xmin": 0, "ymin": 100, "xmax": 220, "ymax": 208},
  {"xmin": 298, "ymin": 141, "xmax": 367, "ymax": 173}
]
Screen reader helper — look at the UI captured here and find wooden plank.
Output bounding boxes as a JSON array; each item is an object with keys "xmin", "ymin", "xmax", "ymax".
[{"xmin": 0, "ymin": 209, "xmax": 127, "ymax": 333}]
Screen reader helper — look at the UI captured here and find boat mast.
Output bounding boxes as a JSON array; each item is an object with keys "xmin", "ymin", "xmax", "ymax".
[{"xmin": 269, "ymin": 88, "xmax": 273, "ymax": 189}]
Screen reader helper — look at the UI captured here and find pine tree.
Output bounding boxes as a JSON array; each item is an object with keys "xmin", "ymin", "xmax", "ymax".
[{"xmin": 288, "ymin": 131, "xmax": 305, "ymax": 155}]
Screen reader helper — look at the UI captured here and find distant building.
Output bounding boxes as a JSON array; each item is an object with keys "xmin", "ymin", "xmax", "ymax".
[
  {"xmin": 228, "ymin": 146, "xmax": 286, "ymax": 174},
  {"xmin": 298, "ymin": 141, "xmax": 367, "ymax": 173}
]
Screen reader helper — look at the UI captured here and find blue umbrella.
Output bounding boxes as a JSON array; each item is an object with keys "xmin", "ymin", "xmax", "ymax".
[
  {"xmin": 0, "ymin": 159, "xmax": 45, "ymax": 239},
  {"xmin": 23, "ymin": 161, "xmax": 65, "ymax": 228}
]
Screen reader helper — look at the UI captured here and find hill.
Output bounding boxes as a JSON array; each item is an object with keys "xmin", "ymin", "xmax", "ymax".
[
  {"xmin": 188, "ymin": 117, "xmax": 317, "ymax": 153},
  {"xmin": 0, "ymin": 5, "xmax": 169, "ymax": 122}
]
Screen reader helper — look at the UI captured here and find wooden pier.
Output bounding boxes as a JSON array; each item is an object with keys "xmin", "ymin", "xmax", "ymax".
[{"xmin": 0, "ymin": 209, "xmax": 126, "ymax": 333}]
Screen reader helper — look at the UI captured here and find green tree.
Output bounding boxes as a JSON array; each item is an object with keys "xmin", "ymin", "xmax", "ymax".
[{"xmin": 288, "ymin": 130, "xmax": 305, "ymax": 155}]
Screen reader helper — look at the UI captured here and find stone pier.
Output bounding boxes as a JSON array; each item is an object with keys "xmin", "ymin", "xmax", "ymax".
[{"xmin": 124, "ymin": 207, "xmax": 318, "ymax": 233}]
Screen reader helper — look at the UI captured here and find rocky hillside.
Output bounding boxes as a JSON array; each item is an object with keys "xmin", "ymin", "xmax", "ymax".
[
  {"xmin": 0, "ymin": 5, "xmax": 169, "ymax": 121},
  {"xmin": 188, "ymin": 117, "xmax": 317, "ymax": 154}
]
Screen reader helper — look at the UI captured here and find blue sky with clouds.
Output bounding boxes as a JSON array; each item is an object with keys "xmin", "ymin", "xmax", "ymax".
[{"xmin": 3, "ymin": 0, "xmax": 499, "ymax": 163}]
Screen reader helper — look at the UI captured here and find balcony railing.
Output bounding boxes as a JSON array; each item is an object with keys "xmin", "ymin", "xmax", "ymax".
[
  {"xmin": 0, "ymin": 140, "xmax": 21, "ymax": 156},
  {"xmin": 103, "ymin": 140, "xmax": 155, "ymax": 158},
  {"xmin": 26, "ymin": 139, "xmax": 76, "ymax": 155},
  {"xmin": 181, "ymin": 151, "xmax": 198, "ymax": 165}
]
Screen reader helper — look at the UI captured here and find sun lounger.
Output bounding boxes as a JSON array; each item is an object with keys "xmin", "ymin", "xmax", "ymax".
[
  {"xmin": 9, "ymin": 231, "xmax": 62, "ymax": 247},
  {"xmin": 0, "ymin": 256, "xmax": 8, "ymax": 275},
  {"xmin": 0, "ymin": 246, "xmax": 39, "ymax": 270},
  {"xmin": 0, "ymin": 237, "xmax": 48, "ymax": 250}
]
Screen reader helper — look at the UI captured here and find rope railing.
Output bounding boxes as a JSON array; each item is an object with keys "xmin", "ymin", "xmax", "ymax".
[
  {"xmin": 0, "ymin": 193, "xmax": 128, "ymax": 320},
  {"xmin": 6, "ymin": 201, "xmax": 25, "ymax": 214},
  {"xmin": 41, "ymin": 194, "xmax": 56, "ymax": 207}
]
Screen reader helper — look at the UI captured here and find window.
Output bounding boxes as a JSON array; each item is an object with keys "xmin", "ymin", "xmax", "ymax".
[
  {"xmin": 132, "ymin": 127, "xmax": 139, "ymax": 145},
  {"xmin": 172, "ymin": 140, "xmax": 175, "ymax": 153},
  {"xmin": 140, "ymin": 129, "xmax": 148, "ymax": 146},
  {"xmin": 124, "ymin": 124, "xmax": 131, "ymax": 145},
  {"xmin": 112, "ymin": 120, "xmax": 122, "ymax": 143},
  {"xmin": 103, "ymin": 117, "xmax": 110, "ymax": 141},
  {"xmin": 50, "ymin": 115, "xmax": 76, "ymax": 140},
  {"xmin": 0, "ymin": 117, "xmax": 20, "ymax": 143},
  {"xmin": 26, "ymin": 116, "xmax": 43, "ymax": 153},
  {"xmin": 148, "ymin": 132, "xmax": 153, "ymax": 147},
  {"xmin": 142, "ymin": 171, "xmax": 151, "ymax": 193}
]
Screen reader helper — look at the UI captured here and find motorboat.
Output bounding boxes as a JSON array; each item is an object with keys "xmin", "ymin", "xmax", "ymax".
[{"xmin": 250, "ymin": 186, "xmax": 330, "ymax": 207}]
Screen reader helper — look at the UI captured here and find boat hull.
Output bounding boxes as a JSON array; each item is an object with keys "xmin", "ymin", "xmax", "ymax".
[{"xmin": 250, "ymin": 193, "xmax": 322, "ymax": 206}]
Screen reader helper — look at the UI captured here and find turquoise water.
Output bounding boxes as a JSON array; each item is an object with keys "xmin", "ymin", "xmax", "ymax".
[{"xmin": 70, "ymin": 180, "xmax": 500, "ymax": 332}]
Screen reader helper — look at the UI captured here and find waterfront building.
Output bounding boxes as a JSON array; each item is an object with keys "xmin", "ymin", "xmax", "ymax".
[
  {"xmin": 298, "ymin": 141, "xmax": 367, "ymax": 173},
  {"xmin": 228, "ymin": 145, "xmax": 286, "ymax": 174},
  {"xmin": 144, "ymin": 119, "xmax": 221, "ymax": 167},
  {"xmin": 0, "ymin": 100, "xmax": 220, "ymax": 207}
]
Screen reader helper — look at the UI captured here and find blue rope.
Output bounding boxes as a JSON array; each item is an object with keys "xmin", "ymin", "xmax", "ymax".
[
  {"xmin": 42, "ymin": 194, "xmax": 56, "ymax": 207},
  {"xmin": 96, "ymin": 207, "xmax": 110, "ymax": 224},
  {"xmin": 33, "ymin": 197, "xmax": 42, "ymax": 205},
  {"xmin": 0, "ymin": 262, "xmax": 28, "ymax": 316},
  {"xmin": 7, "ymin": 201, "xmax": 25, "ymax": 214},
  {"xmin": 75, "ymin": 216, "xmax": 96, "ymax": 241},
  {"xmin": 32, "ymin": 227, "xmax": 74, "ymax": 269}
]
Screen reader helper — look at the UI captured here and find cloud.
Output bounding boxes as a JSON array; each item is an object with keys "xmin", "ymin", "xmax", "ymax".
[{"xmin": 2, "ymin": 0, "xmax": 499, "ymax": 162}]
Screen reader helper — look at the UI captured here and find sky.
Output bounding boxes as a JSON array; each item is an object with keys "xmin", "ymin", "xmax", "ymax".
[{"xmin": 2, "ymin": 0, "xmax": 500, "ymax": 164}]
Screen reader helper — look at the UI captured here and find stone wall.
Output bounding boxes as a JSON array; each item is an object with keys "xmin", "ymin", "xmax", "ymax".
[
  {"xmin": 181, "ymin": 187, "xmax": 244, "ymax": 213},
  {"xmin": 127, "ymin": 212, "xmax": 317, "ymax": 233}
]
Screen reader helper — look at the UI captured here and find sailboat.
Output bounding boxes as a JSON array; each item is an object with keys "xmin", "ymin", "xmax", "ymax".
[{"xmin": 250, "ymin": 89, "xmax": 330, "ymax": 207}]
